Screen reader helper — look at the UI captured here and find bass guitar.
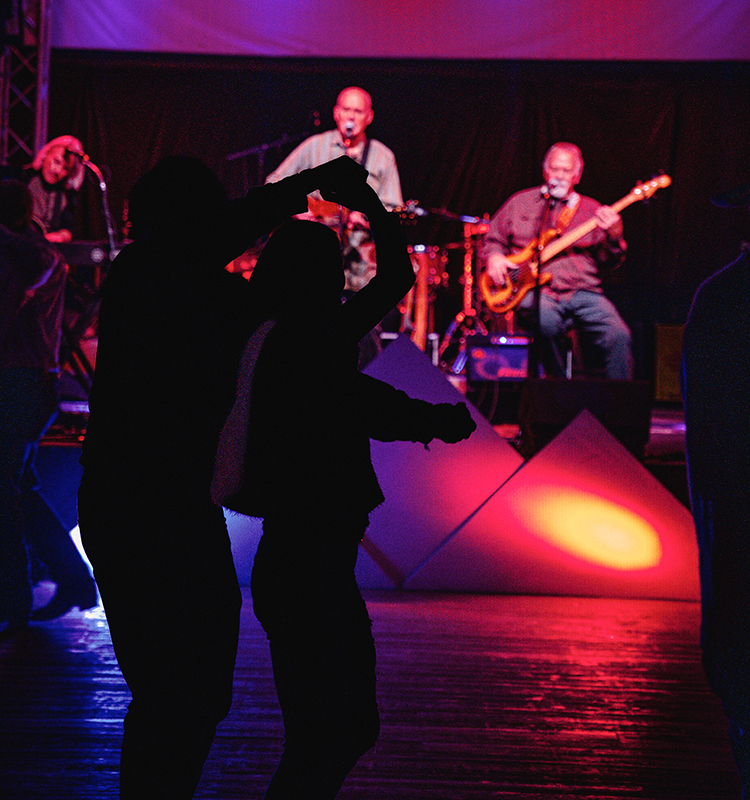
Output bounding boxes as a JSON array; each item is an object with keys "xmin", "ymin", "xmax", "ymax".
[{"xmin": 478, "ymin": 174, "xmax": 671, "ymax": 314}]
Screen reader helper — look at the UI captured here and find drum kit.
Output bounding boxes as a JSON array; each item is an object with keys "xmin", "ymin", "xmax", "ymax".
[
  {"xmin": 396, "ymin": 203, "xmax": 499, "ymax": 371},
  {"xmin": 226, "ymin": 201, "xmax": 499, "ymax": 374}
]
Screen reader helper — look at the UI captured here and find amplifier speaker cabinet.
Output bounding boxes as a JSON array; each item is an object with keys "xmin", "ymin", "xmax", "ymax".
[
  {"xmin": 654, "ymin": 323, "xmax": 684, "ymax": 403},
  {"xmin": 518, "ymin": 377, "xmax": 653, "ymax": 459},
  {"xmin": 466, "ymin": 335, "xmax": 529, "ymax": 382}
]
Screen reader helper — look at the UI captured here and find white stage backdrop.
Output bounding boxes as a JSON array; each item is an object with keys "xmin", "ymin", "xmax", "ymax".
[{"xmin": 51, "ymin": 0, "xmax": 750, "ymax": 61}]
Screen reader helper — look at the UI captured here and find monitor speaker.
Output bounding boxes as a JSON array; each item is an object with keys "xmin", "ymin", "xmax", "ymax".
[{"xmin": 518, "ymin": 378, "xmax": 652, "ymax": 459}]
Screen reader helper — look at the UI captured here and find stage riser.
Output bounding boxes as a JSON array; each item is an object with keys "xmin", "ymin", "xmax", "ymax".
[{"xmin": 35, "ymin": 337, "xmax": 696, "ymax": 601}]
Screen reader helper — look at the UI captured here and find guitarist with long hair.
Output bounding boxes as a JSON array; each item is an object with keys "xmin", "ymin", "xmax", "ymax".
[{"xmin": 480, "ymin": 142, "xmax": 633, "ymax": 380}]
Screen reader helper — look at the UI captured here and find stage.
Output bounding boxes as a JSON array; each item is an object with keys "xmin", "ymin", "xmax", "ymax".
[
  {"xmin": 5, "ymin": 339, "xmax": 721, "ymax": 797},
  {"xmin": 0, "ymin": 588, "xmax": 740, "ymax": 799},
  {"xmin": 3, "ymin": 399, "xmax": 735, "ymax": 798}
]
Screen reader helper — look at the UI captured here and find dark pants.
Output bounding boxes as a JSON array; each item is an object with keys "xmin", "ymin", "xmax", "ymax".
[
  {"xmin": 0, "ymin": 368, "xmax": 89, "ymax": 626},
  {"xmin": 251, "ymin": 513, "xmax": 379, "ymax": 800},
  {"xmin": 520, "ymin": 289, "xmax": 633, "ymax": 380},
  {"xmin": 77, "ymin": 475, "xmax": 242, "ymax": 799},
  {"xmin": 728, "ymin": 716, "xmax": 750, "ymax": 799}
]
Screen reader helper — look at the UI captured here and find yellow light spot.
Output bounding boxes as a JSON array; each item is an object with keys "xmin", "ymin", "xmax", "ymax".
[{"xmin": 512, "ymin": 487, "xmax": 662, "ymax": 570}]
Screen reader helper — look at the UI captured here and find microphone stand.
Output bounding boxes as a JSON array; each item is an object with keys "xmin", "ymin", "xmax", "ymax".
[
  {"xmin": 527, "ymin": 193, "xmax": 556, "ymax": 379},
  {"xmin": 83, "ymin": 158, "xmax": 119, "ymax": 283},
  {"xmin": 59, "ymin": 157, "xmax": 118, "ymax": 396},
  {"xmin": 225, "ymin": 112, "xmax": 321, "ymax": 192},
  {"xmin": 337, "ymin": 126, "xmax": 356, "ymax": 244}
]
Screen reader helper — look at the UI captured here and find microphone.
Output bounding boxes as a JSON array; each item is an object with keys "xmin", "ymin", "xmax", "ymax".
[
  {"xmin": 541, "ymin": 186, "xmax": 557, "ymax": 206},
  {"xmin": 343, "ymin": 121, "xmax": 354, "ymax": 146},
  {"xmin": 82, "ymin": 154, "xmax": 107, "ymax": 189}
]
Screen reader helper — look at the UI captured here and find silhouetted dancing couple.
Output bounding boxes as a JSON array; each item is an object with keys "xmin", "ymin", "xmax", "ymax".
[{"xmin": 78, "ymin": 154, "xmax": 475, "ymax": 800}]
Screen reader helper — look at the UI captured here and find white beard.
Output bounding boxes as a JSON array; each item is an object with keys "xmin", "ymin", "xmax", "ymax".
[{"xmin": 547, "ymin": 178, "xmax": 572, "ymax": 200}]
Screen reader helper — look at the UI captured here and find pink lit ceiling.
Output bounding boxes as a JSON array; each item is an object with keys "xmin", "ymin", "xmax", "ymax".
[{"xmin": 52, "ymin": 1, "xmax": 750, "ymax": 61}]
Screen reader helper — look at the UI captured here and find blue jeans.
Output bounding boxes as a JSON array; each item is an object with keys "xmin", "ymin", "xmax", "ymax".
[{"xmin": 520, "ymin": 289, "xmax": 633, "ymax": 380}]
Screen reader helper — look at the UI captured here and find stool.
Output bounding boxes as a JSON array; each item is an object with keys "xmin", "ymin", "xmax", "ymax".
[{"xmin": 562, "ymin": 328, "xmax": 582, "ymax": 379}]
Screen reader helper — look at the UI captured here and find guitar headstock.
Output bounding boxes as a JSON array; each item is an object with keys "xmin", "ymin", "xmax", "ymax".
[{"xmin": 631, "ymin": 174, "xmax": 672, "ymax": 201}]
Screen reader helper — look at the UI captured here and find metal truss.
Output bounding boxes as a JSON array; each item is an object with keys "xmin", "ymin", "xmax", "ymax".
[{"xmin": 0, "ymin": 0, "xmax": 50, "ymax": 167}]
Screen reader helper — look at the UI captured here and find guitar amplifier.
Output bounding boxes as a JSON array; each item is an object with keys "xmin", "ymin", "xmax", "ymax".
[{"xmin": 466, "ymin": 335, "xmax": 529, "ymax": 382}]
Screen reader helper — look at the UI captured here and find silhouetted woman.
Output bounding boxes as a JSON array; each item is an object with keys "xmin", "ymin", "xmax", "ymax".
[{"xmin": 213, "ymin": 180, "xmax": 475, "ymax": 798}]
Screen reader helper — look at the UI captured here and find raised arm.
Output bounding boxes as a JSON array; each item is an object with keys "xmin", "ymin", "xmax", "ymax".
[
  {"xmin": 224, "ymin": 156, "xmax": 369, "ymax": 259},
  {"xmin": 321, "ymin": 180, "xmax": 415, "ymax": 342}
]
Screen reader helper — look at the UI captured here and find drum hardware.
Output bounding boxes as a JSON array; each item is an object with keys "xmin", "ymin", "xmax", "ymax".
[
  {"xmin": 395, "ymin": 204, "xmax": 491, "ymax": 373},
  {"xmin": 437, "ymin": 217, "xmax": 491, "ymax": 374},
  {"xmin": 395, "ymin": 200, "xmax": 429, "ymax": 220},
  {"xmin": 399, "ymin": 245, "xmax": 447, "ymax": 353}
]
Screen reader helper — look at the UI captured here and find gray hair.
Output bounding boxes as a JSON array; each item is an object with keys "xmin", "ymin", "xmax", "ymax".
[{"xmin": 542, "ymin": 142, "xmax": 584, "ymax": 182}]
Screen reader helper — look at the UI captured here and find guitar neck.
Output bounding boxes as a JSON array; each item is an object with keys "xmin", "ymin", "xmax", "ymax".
[{"xmin": 539, "ymin": 192, "xmax": 638, "ymax": 265}]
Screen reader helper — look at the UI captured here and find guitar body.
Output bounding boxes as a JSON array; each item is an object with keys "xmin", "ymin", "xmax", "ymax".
[
  {"xmin": 478, "ymin": 232, "xmax": 556, "ymax": 314},
  {"xmin": 479, "ymin": 175, "xmax": 671, "ymax": 314}
]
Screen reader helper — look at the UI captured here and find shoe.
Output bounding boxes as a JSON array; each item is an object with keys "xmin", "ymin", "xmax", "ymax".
[{"xmin": 30, "ymin": 580, "xmax": 98, "ymax": 621}]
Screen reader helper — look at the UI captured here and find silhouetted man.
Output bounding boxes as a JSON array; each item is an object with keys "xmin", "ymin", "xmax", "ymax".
[
  {"xmin": 683, "ymin": 181, "xmax": 750, "ymax": 798},
  {"xmin": 0, "ymin": 178, "xmax": 96, "ymax": 635},
  {"xmin": 77, "ymin": 154, "xmax": 369, "ymax": 799}
]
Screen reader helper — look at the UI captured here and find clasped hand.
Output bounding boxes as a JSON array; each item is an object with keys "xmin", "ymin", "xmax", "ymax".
[
  {"xmin": 594, "ymin": 205, "xmax": 623, "ymax": 239},
  {"xmin": 317, "ymin": 156, "xmax": 387, "ymax": 222}
]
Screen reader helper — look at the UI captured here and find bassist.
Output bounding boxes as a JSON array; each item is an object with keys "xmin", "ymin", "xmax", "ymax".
[{"xmin": 480, "ymin": 142, "xmax": 633, "ymax": 380}]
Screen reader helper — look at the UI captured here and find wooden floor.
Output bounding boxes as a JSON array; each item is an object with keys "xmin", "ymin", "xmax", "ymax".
[{"xmin": 0, "ymin": 587, "xmax": 741, "ymax": 799}]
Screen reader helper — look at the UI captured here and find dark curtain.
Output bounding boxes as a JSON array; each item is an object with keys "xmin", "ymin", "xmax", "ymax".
[{"xmin": 49, "ymin": 51, "xmax": 750, "ymax": 377}]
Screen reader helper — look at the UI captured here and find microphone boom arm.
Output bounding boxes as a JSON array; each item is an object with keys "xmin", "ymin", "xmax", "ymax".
[{"xmin": 83, "ymin": 158, "xmax": 119, "ymax": 271}]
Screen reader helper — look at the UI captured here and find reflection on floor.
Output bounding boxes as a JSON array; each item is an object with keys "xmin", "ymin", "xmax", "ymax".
[{"xmin": 0, "ymin": 590, "xmax": 741, "ymax": 800}]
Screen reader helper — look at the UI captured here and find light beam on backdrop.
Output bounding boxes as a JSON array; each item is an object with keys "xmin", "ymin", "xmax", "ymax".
[
  {"xmin": 402, "ymin": 410, "xmax": 698, "ymax": 599},
  {"xmin": 508, "ymin": 487, "xmax": 663, "ymax": 571}
]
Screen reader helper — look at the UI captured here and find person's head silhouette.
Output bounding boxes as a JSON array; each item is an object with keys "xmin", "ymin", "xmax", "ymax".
[
  {"xmin": 127, "ymin": 155, "xmax": 229, "ymax": 240},
  {"xmin": 249, "ymin": 219, "xmax": 345, "ymax": 319}
]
